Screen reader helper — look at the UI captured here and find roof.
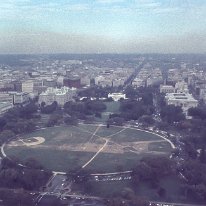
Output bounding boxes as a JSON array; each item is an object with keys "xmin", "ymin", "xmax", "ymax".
[{"xmin": 166, "ymin": 93, "xmax": 198, "ymax": 102}]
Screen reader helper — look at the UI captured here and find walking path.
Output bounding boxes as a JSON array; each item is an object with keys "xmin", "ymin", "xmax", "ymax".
[
  {"xmin": 83, "ymin": 124, "xmax": 102, "ymax": 150},
  {"xmin": 82, "ymin": 138, "xmax": 109, "ymax": 168},
  {"xmin": 1, "ymin": 143, "xmax": 6, "ymax": 157},
  {"xmin": 81, "ymin": 126, "xmax": 129, "ymax": 169}
]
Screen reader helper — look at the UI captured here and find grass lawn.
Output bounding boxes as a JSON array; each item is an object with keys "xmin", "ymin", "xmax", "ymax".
[
  {"xmin": 95, "ymin": 101, "xmax": 120, "ymax": 122},
  {"xmin": 148, "ymin": 141, "xmax": 173, "ymax": 153},
  {"xmin": 86, "ymin": 152, "xmax": 149, "ymax": 173},
  {"xmin": 110, "ymin": 128, "xmax": 162, "ymax": 142},
  {"xmin": 74, "ymin": 175, "xmax": 186, "ymax": 204},
  {"xmin": 96, "ymin": 125, "xmax": 124, "ymax": 137},
  {"xmin": 5, "ymin": 124, "xmax": 172, "ymax": 173},
  {"xmin": 105, "ymin": 101, "xmax": 120, "ymax": 113},
  {"xmin": 6, "ymin": 146, "xmax": 95, "ymax": 172}
]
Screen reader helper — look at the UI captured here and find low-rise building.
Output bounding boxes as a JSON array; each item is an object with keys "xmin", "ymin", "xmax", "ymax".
[
  {"xmin": 112, "ymin": 78, "xmax": 125, "ymax": 87},
  {"xmin": 12, "ymin": 92, "xmax": 30, "ymax": 104},
  {"xmin": 0, "ymin": 92, "xmax": 13, "ymax": 104},
  {"xmin": 132, "ymin": 78, "xmax": 145, "ymax": 88},
  {"xmin": 95, "ymin": 76, "xmax": 113, "ymax": 87},
  {"xmin": 175, "ymin": 81, "xmax": 189, "ymax": 93},
  {"xmin": 22, "ymin": 80, "xmax": 34, "ymax": 93},
  {"xmin": 0, "ymin": 102, "xmax": 13, "ymax": 115},
  {"xmin": 39, "ymin": 87, "xmax": 76, "ymax": 106},
  {"xmin": 165, "ymin": 93, "xmax": 198, "ymax": 114},
  {"xmin": 160, "ymin": 85, "xmax": 175, "ymax": 93},
  {"xmin": 63, "ymin": 77, "xmax": 81, "ymax": 88}
]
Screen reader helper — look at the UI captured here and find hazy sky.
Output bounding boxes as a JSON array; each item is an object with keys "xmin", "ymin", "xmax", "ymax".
[{"xmin": 0, "ymin": 0, "xmax": 206, "ymax": 54}]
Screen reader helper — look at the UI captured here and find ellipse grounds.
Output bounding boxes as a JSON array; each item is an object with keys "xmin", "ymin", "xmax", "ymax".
[{"xmin": 4, "ymin": 124, "xmax": 173, "ymax": 173}]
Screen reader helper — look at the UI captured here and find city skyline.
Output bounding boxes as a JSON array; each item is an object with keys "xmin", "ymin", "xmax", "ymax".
[{"xmin": 0, "ymin": 0, "xmax": 206, "ymax": 54}]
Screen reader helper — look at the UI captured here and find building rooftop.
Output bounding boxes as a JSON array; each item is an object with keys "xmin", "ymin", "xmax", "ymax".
[
  {"xmin": 0, "ymin": 101, "xmax": 13, "ymax": 109},
  {"xmin": 166, "ymin": 93, "xmax": 198, "ymax": 102}
]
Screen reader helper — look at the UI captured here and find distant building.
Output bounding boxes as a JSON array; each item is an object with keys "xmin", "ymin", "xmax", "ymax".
[
  {"xmin": 63, "ymin": 77, "xmax": 81, "ymax": 88},
  {"xmin": 57, "ymin": 76, "xmax": 64, "ymax": 87},
  {"xmin": 112, "ymin": 79, "xmax": 124, "ymax": 87},
  {"xmin": 160, "ymin": 85, "xmax": 175, "ymax": 94},
  {"xmin": 147, "ymin": 77, "xmax": 163, "ymax": 87},
  {"xmin": 0, "ymin": 92, "xmax": 13, "ymax": 104},
  {"xmin": 199, "ymin": 88, "xmax": 206, "ymax": 103},
  {"xmin": 175, "ymin": 81, "xmax": 189, "ymax": 93},
  {"xmin": 39, "ymin": 87, "xmax": 76, "ymax": 106},
  {"xmin": 22, "ymin": 80, "xmax": 34, "ymax": 93},
  {"xmin": 80, "ymin": 76, "xmax": 90, "ymax": 86},
  {"xmin": 43, "ymin": 79, "xmax": 57, "ymax": 87},
  {"xmin": 12, "ymin": 81, "xmax": 22, "ymax": 92},
  {"xmin": 108, "ymin": 93, "xmax": 126, "ymax": 101},
  {"xmin": 95, "ymin": 76, "xmax": 113, "ymax": 87},
  {"xmin": 0, "ymin": 102, "xmax": 13, "ymax": 115},
  {"xmin": 12, "ymin": 92, "xmax": 30, "ymax": 104},
  {"xmin": 165, "ymin": 93, "xmax": 198, "ymax": 115},
  {"xmin": 132, "ymin": 78, "xmax": 145, "ymax": 88},
  {"xmin": 167, "ymin": 69, "xmax": 181, "ymax": 83},
  {"xmin": 3, "ymin": 82, "xmax": 14, "ymax": 91},
  {"xmin": 30, "ymin": 71, "xmax": 40, "ymax": 77}
]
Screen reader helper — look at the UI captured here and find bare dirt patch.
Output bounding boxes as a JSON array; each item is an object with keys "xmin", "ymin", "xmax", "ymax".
[
  {"xmin": 8, "ymin": 137, "xmax": 45, "ymax": 147},
  {"xmin": 11, "ymin": 139, "xmax": 167, "ymax": 154}
]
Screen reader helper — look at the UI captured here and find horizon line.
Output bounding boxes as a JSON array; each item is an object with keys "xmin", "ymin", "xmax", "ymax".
[{"xmin": 0, "ymin": 52, "xmax": 206, "ymax": 56}]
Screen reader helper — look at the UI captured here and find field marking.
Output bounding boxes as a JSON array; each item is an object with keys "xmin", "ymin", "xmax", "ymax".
[
  {"xmin": 73, "ymin": 125, "xmax": 103, "ymax": 139},
  {"xmin": 82, "ymin": 138, "xmax": 109, "ymax": 168},
  {"xmin": 82, "ymin": 126, "xmax": 129, "ymax": 168},
  {"xmin": 2, "ymin": 123, "xmax": 175, "ymax": 174},
  {"xmin": 79, "ymin": 122, "xmax": 174, "ymax": 149},
  {"xmin": 87, "ymin": 124, "xmax": 102, "ymax": 143},
  {"xmin": 80, "ymin": 124, "xmax": 174, "ymax": 169},
  {"xmin": 83, "ymin": 124, "xmax": 102, "ymax": 150},
  {"xmin": 46, "ymin": 173, "xmax": 57, "ymax": 187},
  {"xmin": 9, "ymin": 137, "xmax": 45, "ymax": 147},
  {"xmin": 112, "ymin": 125, "xmax": 176, "ymax": 149},
  {"xmin": 1, "ymin": 143, "xmax": 7, "ymax": 157},
  {"xmin": 107, "ymin": 128, "xmax": 128, "ymax": 138}
]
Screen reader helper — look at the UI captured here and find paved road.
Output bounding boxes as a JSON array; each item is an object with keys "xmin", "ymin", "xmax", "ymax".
[{"xmin": 150, "ymin": 201, "xmax": 206, "ymax": 206}]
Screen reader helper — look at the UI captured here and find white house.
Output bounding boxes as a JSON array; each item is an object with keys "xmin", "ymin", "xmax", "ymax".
[{"xmin": 108, "ymin": 93, "xmax": 126, "ymax": 101}]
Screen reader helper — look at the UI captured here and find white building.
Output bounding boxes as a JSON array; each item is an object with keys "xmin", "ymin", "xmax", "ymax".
[
  {"xmin": 22, "ymin": 80, "xmax": 34, "ymax": 93},
  {"xmin": 57, "ymin": 76, "xmax": 64, "ymax": 86},
  {"xmin": 39, "ymin": 87, "xmax": 76, "ymax": 106},
  {"xmin": 165, "ymin": 93, "xmax": 198, "ymax": 114},
  {"xmin": 132, "ymin": 78, "xmax": 145, "ymax": 88},
  {"xmin": 200, "ymin": 88, "xmax": 206, "ymax": 103},
  {"xmin": 0, "ymin": 102, "xmax": 13, "ymax": 115},
  {"xmin": 167, "ymin": 69, "xmax": 181, "ymax": 82},
  {"xmin": 80, "ymin": 76, "xmax": 90, "ymax": 86},
  {"xmin": 160, "ymin": 85, "xmax": 175, "ymax": 94},
  {"xmin": 12, "ymin": 92, "xmax": 30, "ymax": 104},
  {"xmin": 0, "ymin": 92, "xmax": 13, "ymax": 104},
  {"xmin": 112, "ymin": 78, "xmax": 125, "ymax": 87},
  {"xmin": 108, "ymin": 93, "xmax": 126, "ymax": 101},
  {"xmin": 175, "ymin": 81, "xmax": 189, "ymax": 93},
  {"xmin": 95, "ymin": 76, "xmax": 113, "ymax": 87}
]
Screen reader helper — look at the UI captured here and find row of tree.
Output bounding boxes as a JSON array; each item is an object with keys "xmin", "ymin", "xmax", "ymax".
[
  {"xmin": 0, "ymin": 103, "xmax": 39, "ymax": 144},
  {"xmin": 0, "ymin": 157, "xmax": 51, "ymax": 190}
]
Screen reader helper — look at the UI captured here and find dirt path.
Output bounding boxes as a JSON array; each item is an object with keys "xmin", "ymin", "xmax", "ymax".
[
  {"xmin": 83, "ymin": 124, "xmax": 102, "ymax": 150},
  {"xmin": 81, "ymin": 127, "xmax": 130, "ymax": 168},
  {"xmin": 82, "ymin": 138, "xmax": 109, "ymax": 168}
]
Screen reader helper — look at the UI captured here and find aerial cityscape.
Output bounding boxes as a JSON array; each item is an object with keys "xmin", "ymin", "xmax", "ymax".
[
  {"xmin": 0, "ymin": 53, "xmax": 206, "ymax": 206},
  {"xmin": 1, "ymin": 0, "xmax": 206, "ymax": 206}
]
